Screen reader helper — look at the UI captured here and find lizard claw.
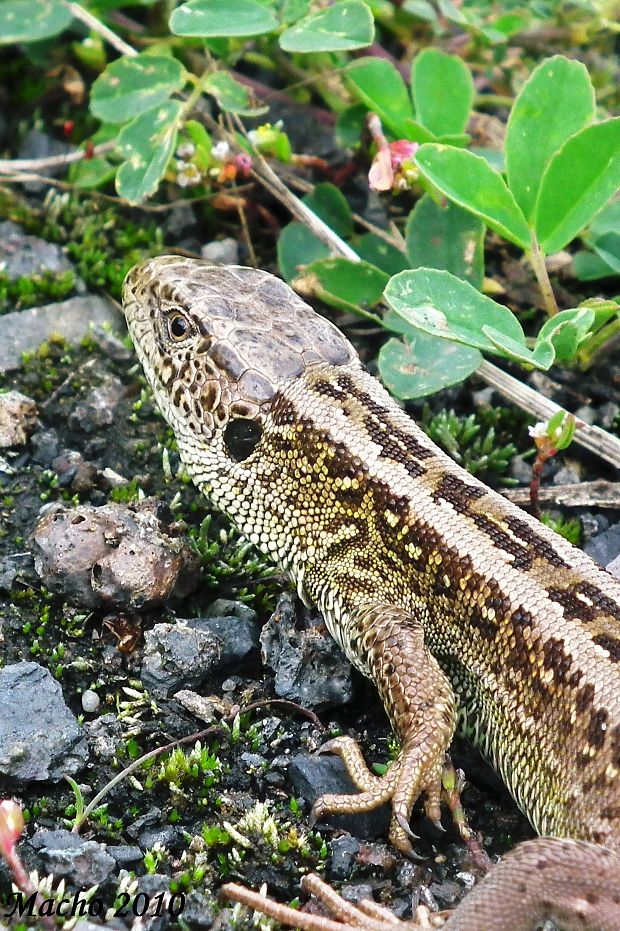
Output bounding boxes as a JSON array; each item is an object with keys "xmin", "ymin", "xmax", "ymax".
[{"xmin": 395, "ymin": 811, "xmax": 419, "ymax": 842}]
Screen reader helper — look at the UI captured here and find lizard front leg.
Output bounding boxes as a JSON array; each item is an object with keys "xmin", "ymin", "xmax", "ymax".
[{"xmin": 311, "ymin": 604, "xmax": 457, "ymax": 854}]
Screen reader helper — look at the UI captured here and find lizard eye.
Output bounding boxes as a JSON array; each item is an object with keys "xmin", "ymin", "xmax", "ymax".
[
  {"xmin": 167, "ymin": 311, "xmax": 192, "ymax": 342},
  {"xmin": 223, "ymin": 418, "xmax": 263, "ymax": 461}
]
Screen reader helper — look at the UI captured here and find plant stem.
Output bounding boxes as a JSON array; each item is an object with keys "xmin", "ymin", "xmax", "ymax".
[
  {"xmin": 577, "ymin": 316, "xmax": 620, "ymax": 369},
  {"xmin": 62, "ymin": 1, "xmax": 136, "ymax": 57},
  {"xmin": 474, "ymin": 93, "xmax": 515, "ymax": 108},
  {"xmin": 183, "ymin": 64, "xmax": 217, "ymax": 119},
  {"xmin": 528, "ymin": 232, "xmax": 559, "ymax": 317}
]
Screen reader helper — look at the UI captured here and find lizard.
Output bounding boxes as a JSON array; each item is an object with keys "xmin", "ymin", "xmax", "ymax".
[{"xmin": 122, "ymin": 256, "xmax": 620, "ymax": 929}]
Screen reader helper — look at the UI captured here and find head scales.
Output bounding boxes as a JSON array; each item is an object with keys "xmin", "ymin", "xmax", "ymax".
[{"xmin": 122, "ymin": 256, "xmax": 357, "ymax": 480}]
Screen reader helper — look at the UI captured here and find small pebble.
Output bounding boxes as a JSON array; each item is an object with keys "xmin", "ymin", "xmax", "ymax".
[
  {"xmin": 81, "ymin": 690, "xmax": 100, "ymax": 713},
  {"xmin": 201, "ymin": 237, "xmax": 240, "ymax": 265}
]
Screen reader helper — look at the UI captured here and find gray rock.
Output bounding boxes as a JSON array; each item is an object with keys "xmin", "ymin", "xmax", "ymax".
[
  {"xmin": 173, "ymin": 690, "xmax": 227, "ymax": 723},
  {"xmin": 68, "ymin": 377, "xmax": 126, "ymax": 433},
  {"xmin": 0, "ymin": 557, "xmax": 18, "ymax": 591},
  {"xmin": 508, "ymin": 454, "xmax": 532, "ymax": 486},
  {"xmin": 201, "ymin": 238, "xmax": 240, "ymax": 265},
  {"xmin": 126, "ymin": 808, "xmax": 162, "ymax": 841},
  {"xmin": 84, "ymin": 713, "xmax": 123, "ymax": 761},
  {"xmin": 30, "ymin": 829, "xmax": 114, "ymax": 886},
  {"xmin": 90, "ymin": 325, "xmax": 133, "ymax": 362},
  {"xmin": 429, "ymin": 880, "xmax": 463, "ymax": 908},
  {"xmin": 162, "ymin": 204, "xmax": 198, "ymax": 239},
  {"xmin": 261, "ymin": 593, "xmax": 354, "ymax": 710},
  {"xmin": 340, "ymin": 883, "xmax": 375, "ymax": 905},
  {"xmin": 107, "ymin": 845, "xmax": 143, "ymax": 867},
  {"xmin": 329, "ymin": 834, "xmax": 360, "ymax": 879},
  {"xmin": 179, "ymin": 891, "xmax": 214, "ymax": 929},
  {"xmin": 580, "ymin": 512, "xmax": 609, "ymax": 541},
  {"xmin": 471, "ymin": 387, "xmax": 496, "ymax": 408},
  {"xmin": 598, "ymin": 402, "xmax": 619, "ymax": 429},
  {"xmin": 553, "ymin": 464, "xmax": 581, "ymax": 485},
  {"xmin": 584, "ymin": 522, "xmax": 620, "ymax": 569},
  {"xmin": 204, "ymin": 598, "xmax": 257, "ymax": 623},
  {"xmin": 132, "ymin": 874, "xmax": 181, "ymax": 931},
  {"xmin": 288, "ymin": 754, "xmax": 390, "ymax": 839},
  {"xmin": 188, "ymin": 614, "xmax": 259, "ymax": 665},
  {"xmin": 30, "ymin": 429, "xmax": 61, "ymax": 467},
  {"xmin": 141, "ymin": 622, "xmax": 222, "ymax": 695},
  {"xmin": 137, "ymin": 825, "xmax": 180, "ymax": 852},
  {"xmin": 74, "ymin": 922, "xmax": 125, "ymax": 931},
  {"xmin": 0, "ymin": 294, "xmax": 123, "ymax": 374},
  {"xmin": 574, "ymin": 404, "xmax": 596, "ymax": 426},
  {"xmin": 607, "ymin": 554, "xmax": 620, "ymax": 582},
  {"xmin": 0, "ymin": 220, "xmax": 74, "ymax": 279},
  {"xmin": 0, "ymin": 390, "xmax": 38, "ymax": 448},
  {"xmin": 240, "ymin": 751, "xmax": 267, "ymax": 772},
  {"xmin": 0, "ymin": 662, "xmax": 88, "ymax": 781}
]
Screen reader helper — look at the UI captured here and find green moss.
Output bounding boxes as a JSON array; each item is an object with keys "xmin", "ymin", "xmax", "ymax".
[
  {"xmin": 110, "ymin": 478, "xmax": 144, "ymax": 503},
  {"xmin": 0, "ymin": 269, "xmax": 76, "ymax": 315},
  {"xmin": 422, "ymin": 405, "xmax": 521, "ymax": 485},
  {"xmin": 189, "ymin": 513, "xmax": 280, "ymax": 613},
  {"xmin": 41, "ymin": 196, "xmax": 163, "ymax": 300},
  {"xmin": 0, "ymin": 188, "xmax": 163, "ymax": 303},
  {"xmin": 540, "ymin": 513, "xmax": 582, "ymax": 546}
]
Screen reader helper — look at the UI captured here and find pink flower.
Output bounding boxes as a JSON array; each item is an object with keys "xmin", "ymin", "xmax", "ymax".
[
  {"xmin": 369, "ymin": 140, "xmax": 419, "ymax": 192},
  {"xmin": 233, "ymin": 153, "xmax": 253, "ymax": 177}
]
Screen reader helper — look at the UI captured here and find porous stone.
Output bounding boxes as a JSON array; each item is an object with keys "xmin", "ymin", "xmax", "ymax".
[
  {"xmin": 30, "ymin": 499, "xmax": 199, "ymax": 609},
  {"xmin": 0, "ymin": 390, "xmax": 38, "ymax": 448}
]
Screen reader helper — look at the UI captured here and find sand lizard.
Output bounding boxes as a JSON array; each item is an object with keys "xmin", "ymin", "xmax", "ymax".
[{"xmin": 123, "ymin": 256, "xmax": 620, "ymax": 929}]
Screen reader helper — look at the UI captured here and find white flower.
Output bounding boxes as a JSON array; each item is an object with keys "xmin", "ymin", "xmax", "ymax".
[
  {"xmin": 528, "ymin": 421, "xmax": 548, "ymax": 439},
  {"xmin": 177, "ymin": 164, "xmax": 202, "ymax": 187},
  {"xmin": 176, "ymin": 142, "xmax": 196, "ymax": 160},
  {"xmin": 211, "ymin": 141, "xmax": 230, "ymax": 161}
]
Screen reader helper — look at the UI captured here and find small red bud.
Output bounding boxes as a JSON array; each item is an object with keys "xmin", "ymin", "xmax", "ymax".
[{"xmin": 0, "ymin": 800, "xmax": 25, "ymax": 857}]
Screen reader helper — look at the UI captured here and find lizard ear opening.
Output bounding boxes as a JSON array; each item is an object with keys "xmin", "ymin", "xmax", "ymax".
[{"xmin": 223, "ymin": 418, "xmax": 263, "ymax": 462}]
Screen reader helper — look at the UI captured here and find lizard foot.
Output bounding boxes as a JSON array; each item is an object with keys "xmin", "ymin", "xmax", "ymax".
[
  {"xmin": 310, "ymin": 603, "xmax": 457, "ymax": 855},
  {"xmin": 310, "ymin": 733, "xmax": 446, "ymax": 855}
]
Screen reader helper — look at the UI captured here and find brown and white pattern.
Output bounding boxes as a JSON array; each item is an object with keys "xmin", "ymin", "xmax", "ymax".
[{"xmin": 123, "ymin": 257, "xmax": 620, "ymax": 927}]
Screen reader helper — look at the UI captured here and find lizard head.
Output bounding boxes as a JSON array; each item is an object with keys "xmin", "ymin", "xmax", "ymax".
[{"xmin": 122, "ymin": 256, "xmax": 355, "ymax": 474}]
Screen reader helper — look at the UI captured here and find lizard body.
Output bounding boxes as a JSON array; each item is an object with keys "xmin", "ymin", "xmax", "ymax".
[{"xmin": 123, "ymin": 257, "xmax": 620, "ymax": 928}]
